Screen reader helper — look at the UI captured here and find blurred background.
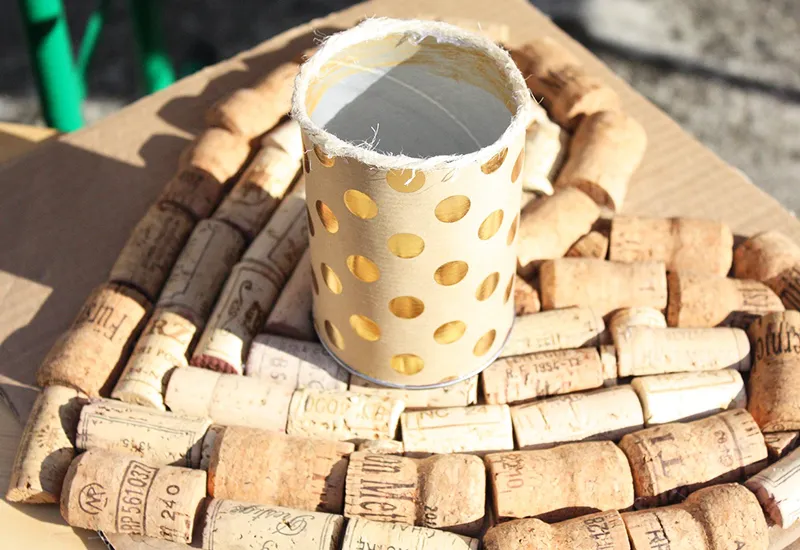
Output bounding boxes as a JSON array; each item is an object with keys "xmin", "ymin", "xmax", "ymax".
[{"xmin": 1, "ymin": 0, "xmax": 798, "ymax": 213}]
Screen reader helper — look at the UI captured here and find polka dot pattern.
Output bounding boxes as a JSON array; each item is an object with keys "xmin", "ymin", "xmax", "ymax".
[
  {"xmin": 476, "ymin": 272, "xmax": 500, "ymax": 301},
  {"xmin": 314, "ymin": 144, "xmax": 335, "ymax": 167},
  {"xmin": 434, "ymin": 261, "xmax": 469, "ymax": 286},
  {"xmin": 347, "ymin": 255, "xmax": 380, "ymax": 283},
  {"xmin": 434, "ymin": 321, "xmax": 466, "ymax": 344},
  {"xmin": 344, "ymin": 189, "xmax": 378, "ymax": 220},
  {"xmin": 316, "ymin": 200, "xmax": 339, "ymax": 233},
  {"xmin": 306, "ymin": 204, "xmax": 316, "ymax": 237},
  {"xmin": 473, "ymin": 329, "xmax": 496, "ymax": 356},
  {"xmin": 350, "ymin": 314, "xmax": 381, "ymax": 342},
  {"xmin": 511, "ymin": 149, "xmax": 524, "ymax": 183},
  {"xmin": 389, "ymin": 296, "xmax": 425, "ymax": 319},
  {"xmin": 507, "ymin": 213, "xmax": 519, "ymax": 245},
  {"xmin": 435, "ymin": 195, "xmax": 471, "ymax": 223},
  {"xmin": 386, "ymin": 169, "xmax": 426, "ymax": 193},
  {"xmin": 503, "ymin": 273, "xmax": 514, "ymax": 304},
  {"xmin": 390, "ymin": 354, "xmax": 424, "ymax": 375},
  {"xmin": 387, "ymin": 233, "xmax": 425, "ymax": 259},
  {"xmin": 481, "ymin": 147, "xmax": 508, "ymax": 174},
  {"xmin": 321, "ymin": 263, "xmax": 342, "ymax": 294},
  {"xmin": 325, "ymin": 320, "xmax": 345, "ymax": 350},
  {"xmin": 478, "ymin": 210, "xmax": 504, "ymax": 240}
]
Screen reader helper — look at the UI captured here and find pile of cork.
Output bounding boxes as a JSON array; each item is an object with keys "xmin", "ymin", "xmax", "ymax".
[{"xmin": 6, "ymin": 31, "xmax": 800, "ymax": 550}]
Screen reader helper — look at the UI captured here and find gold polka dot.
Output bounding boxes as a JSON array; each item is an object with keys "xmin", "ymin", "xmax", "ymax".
[
  {"xmin": 302, "ymin": 151, "xmax": 311, "ymax": 173},
  {"xmin": 390, "ymin": 354, "xmax": 424, "ymax": 375},
  {"xmin": 511, "ymin": 149, "xmax": 524, "ymax": 182},
  {"xmin": 346, "ymin": 255, "xmax": 380, "ymax": 283},
  {"xmin": 316, "ymin": 200, "xmax": 339, "ymax": 233},
  {"xmin": 507, "ymin": 213, "xmax": 519, "ymax": 245},
  {"xmin": 389, "ymin": 296, "xmax": 425, "ymax": 319},
  {"xmin": 311, "ymin": 268, "xmax": 320, "ymax": 295},
  {"xmin": 387, "ymin": 169, "xmax": 425, "ymax": 193},
  {"xmin": 387, "ymin": 233, "xmax": 425, "ymax": 259},
  {"xmin": 481, "ymin": 148, "xmax": 508, "ymax": 174},
  {"xmin": 473, "ymin": 329, "xmax": 497, "ymax": 356},
  {"xmin": 350, "ymin": 314, "xmax": 381, "ymax": 342},
  {"xmin": 325, "ymin": 320, "xmax": 345, "ymax": 350},
  {"xmin": 314, "ymin": 144, "xmax": 335, "ymax": 167},
  {"xmin": 321, "ymin": 263, "xmax": 342, "ymax": 294},
  {"xmin": 503, "ymin": 273, "xmax": 514, "ymax": 304},
  {"xmin": 434, "ymin": 321, "xmax": 466, "ymax": 344},
  {"xmin": 476, "ymin": 272, "xmax": 500, "ymax": 301},
  {"xmin": 434, "ymin": 261, "xmax": 469, "ymax": 286},
  {"xmin": 435, "ymin": 195, "xmax": 471, "ymax": 223},
  {"xmin": 344, "ymin": 190, "xmax": 378, "ymax": 220},
  {"xmin": 478, "ymin": 210, "xmax": 504, "ymax": 240},
  {"xmin": 306, "ymin": 204, "xmax": 315, "ymax": 237}
]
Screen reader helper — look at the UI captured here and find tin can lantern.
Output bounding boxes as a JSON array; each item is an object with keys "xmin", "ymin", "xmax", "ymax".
[{"xmin": 292, "ymin": 18, "xmax": 534, "ymax": 388}]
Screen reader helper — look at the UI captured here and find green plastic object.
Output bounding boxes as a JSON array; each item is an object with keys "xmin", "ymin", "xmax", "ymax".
[{"xmin": 128, "ymin": 0, "xmax": 175, "ymax": 93}]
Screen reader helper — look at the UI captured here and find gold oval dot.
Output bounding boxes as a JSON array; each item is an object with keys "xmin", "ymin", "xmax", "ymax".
[
  {"xmin": 507, "ymin": 213, "xmax": 519, "ymax": 245},
  {"xmin": 511, "ymin": 149, "xmax": 524, "ymax": 182},
  {"xmin": 350, "ymin": 314, "xmax": 381, "ymax": 342},
  {"xmin": 316, "ymin": 200, "xmax": 339, "ymax": 233},
  {"xmin": 390, "ymin": 354, "xmax": 424, "ymax": 375},
  {"xmin": 503, "ymin": 273, "xmax": 514, "ymax": 304},
  {"xmin": 387, "ymin": 233, "xmax": 425, "ymax": 259},
  {"xmin": 346, "ymin": 255, "xmax": 380, "ymax": 283},
  {"xmin": 478, "ymin": 210, "xmax": 504, "ymax": 240},
  {"xmin": 325, "ymin": 320, "xmax": 345, "ymax": 350},
  {"xmin": 434, "ymin": 261, "xmax": 469, "ymax": 286},
  {"xmin": 311, "ymin": 268, "xmax": 320, "ymax": 295},
  {"xmin": 344, "ymin": 189, "xmax": 378, "ymax": 220},
  {"xmin": 476, "ymin": 272, "xmax": 500, "ymax": 301},
  {"xmin": 389, "ymin": 296, "xmax": 425, "ymax": 319},
  {"xmin": 473, "ymin": 329, "xmax": 497, "ymax": 356},
  {"xmin": 321, "ymin": 263, "xmax": 342, "ymax": 294},
  {"xmin": 435, "ymin": 195, "xmax": 471, "ymax": 223},
  {"xmin": 434, "ymin": 321, "xmax": 466, "ymax": 344},
  {"xmin": 387, "ymin": 169, "xmax": 425, "ymax": 193},
  {"xmin": 306, "ymin": 204, "xmax": 315, "ymax": 237},
  {"xmin": 314, "ymin": 144, "xmax": 335, "ymax": 167},
  {"xmin": 481, "ymin": 148, "xmax": 508, "ymax": 174},
  {"xmin": 302, "ymin": 151, "xmax": 311, "ymax": 173}
]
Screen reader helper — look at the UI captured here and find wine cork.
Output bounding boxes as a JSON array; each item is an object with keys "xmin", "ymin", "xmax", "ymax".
[
  {"xmin": 164, "ymin": 365, "xmax": 293, "ymax": 432},
  {"xmin": 609, "ymin": 307, "xmax": 667, "ymax": 349},
  {"xmin": 483, "ymin": 347, "xmax": 606, "ymax": 405},
  {"xmin": 357, "ymin": 439, "xmax": 405, "ymax": 454},
  {"xmin": 208, "ymin": 426, "xmax": 353, "ymax": 513},
  {"xmin": 111, "ymin": 308, "xmax": 197, "ymax": 410},
  {"xmin": 486, "ymin": 441, "xmax": 634, "ymax": 522},
  {"xmin": 615, "ymin": 326, "xmax": 751, "ymax": 377},
  {"xmin": 199, "ymin": 424, "xmax": 225, "ymax": 471},
  {"xmin": 539, "ymin": 259, "xmax": 668, "ymax": 317},
  {"xmin": 631, "ymin": 369, "xmax": 746, "ymax": 426},
  {"xmin": 500, "ymin": 307, "xmax": 605, "ymax": 358},
  {"xmin": 344, "ymin": 451, "xmax": 418, "ymax": 524},
  {"xmin": 286, "ymin": 389, "xmax": 404, "ymax": 442},
  {"xmin": 764, "ymin": 431, "xmax": 800, "ymax": 460},
  {"xmin": 733, "ymin": 230, "xmax": 800, "ymax": 285},
  {"xmin": 213, "ymin": 120, "xmax": 304, "ymax": 240},
  {"xmin": 618, "ymin": 409, "xmax": 767, "ymax": 506},
  {"xmin": 511, "ymin": 386, "xmax": 644, "ymax": 449},
  {"xmin": 510, "ymin": 38, "xmax": 620, "ymax": 128},
  {"xmin": 520, "ymin": 190, "xmax": 538, "ymax": 209},
  {"xmin": 599, "ymin": 345, "xmax": 619, "ymax": 385},
  {"xmin": 609, "ymin": 216, "xmax": 734, "ymax": 276},
  {"xmin": 773, "ymin": 265, "xmax": 800, "ymax": 311},
  {"xmin": 341, "ymin": 517, "xmax": 479, "ymax": 550},
  {"xmin": 520, "ymin": 117, "xmax": 570, "ymax": 195},
  {"xmin": 748, "ymin": 311, "xmax": 800, "ymax": 432},
  {"xmin": 416, "ymin": 454, "xmax": 486, "ymax": 534},
  {"xmin": 76, "ymin": 399, "xmax": 210, "ymax": 467},
  {"xmin": 108, "ymin": 202, "xmax": 196, "ymax": 301},
  {"xmin": 60, "ymin": 449, "xmax": 206, "ymax": 542},
  {"xmin": 483, "ymin": 510, "xmax": 630, "ymax": 550},
  {"xmin": 179, "ymin": 127, "xmax": 251, "ymax": 185},
  {"xmin": 245, "ymin": 334, "xmax": 349, "ymax": 390},
  {"xmin": 37, "ymin": 283, "xmax": 152, "ymax": 397},
  {"xmin": 6, "ymin": 386, "xmax": 86, "ymax": 503},
  {"xmin": 241, "ymin": 181, "xmax": 308, "ymax": 263},
  {"xmin": 513, "ymin": 274, "xmax": 541, "ymax": 315},
  {"xmin": 263, "ymin": 249, "xmax": 315, "ymax": 341},
  {"xmin": 746, "ymin": 447, "xmax": 800, "ymax": 528},
  {"xmin": 516, "ymin": 187, "xmax": 601, "ymax": 277},
  {"xmin": 622, "ymin": 484, "xmax": 769, "ymax": 550},
  {"xmin": 348, "ymin": 375, "xmax": 477, "ymax": 410},
  {"xmin": 400, "ymin": 404, "xmax": 513, "ymax": 455},
  {"xmin": 566, "ymin": 230, "xmax": 609, "ymax": 259},
  {"xmin": 202, "ymin": 498, "xmax": 345, "ymax": 550}
]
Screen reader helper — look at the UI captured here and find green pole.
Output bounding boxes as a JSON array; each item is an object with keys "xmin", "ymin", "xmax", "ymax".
[{"xmin": 128, "ymin": 0, "xmax": 175, "ymax": 94}]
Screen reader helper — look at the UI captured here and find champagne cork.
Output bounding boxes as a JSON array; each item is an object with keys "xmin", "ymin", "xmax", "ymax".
[
  {"xmin": 208, "ymin": 427, "xmax": 353, "ymax": 513},
  {"xmin": 599, "ymin": 345, "xmax": 619, "ymax": 385},
  {"xmin": 631, "ymin": 369, "xmax": 746, "ymax": 426},
  {"xmin": 748, "ymin": 311, "xmax": 800, "ymax": 432},
  {"xmin": 245, "ymin": 334, "xmax": 349, "ymax": 390},
  {"xmin": 111, "ymin": 308, "xmax": 197, "ymax": 410},
  {"xmin": 609, "ymin": 216, "xmax": 734, "ymax": 276},
  {"xmin": 202, "ymin": 498, "xmax": 345, "ymax": 550},
  {"xmin": 199, "ymin": 424, "xmax": 225, "ymax": 471},
  {"xmin": 357, "ymin": 439, "xmax": 405, "ymax": 454},
  {"xmin": 485, "ymin": 441, "xmax": 634, "ymax": 522},
  {"xmin": 516, "ymin": 187, "xmax": 601, "ymax": 277},
  {"xmin": 340, "ymin": 517, "xmax": 479, "ymax": 550},
  {"xmin": 539, "ymin": 259, "xmax": 668, "ymax": 317},
  {"xmin": 60, "ymin": 449, "xmax": 206, "ymax": 543},
  {"xmin": 483, "ymin": 510, "xmax": 630, "ymax": 550},
  {"xmin": 555, "ymin": 111, "xmax": 646, "ymax": 211},
  {"xmin": 400, "ymin": 404, "xmax": 513, "ymax": 455},
  {"xmin": 566, "ymin": 230, "xmax": 609, "ymax": 259},
  {"xmin": 348, "ymin": 375, "xmax": 477, "ymax": 410},
  {"xmin": 213, "ymin": 120, "xmax": 304, "ymax": 240},
  {"xmin": 76, "ymin": 399, "xmax": 210, "ymax": 467},
  {"xmin": 513, "ymin": 274, "xmax": 541, "ymax": 315},
  {"xmin": 510, "ymin": 38, "xmax": 620, "ymax": 129},
  {"xmin": 263, "ymin": 250, "xmax": 315, "ymax": 341},
  {"xmin": 746, "ymin": 447, "xmax": 800, "ymax": 528},
  {"xmin": 37, "ymin": 283, "xmax": 152, "ymax": 397},
  {"xmin": 108, "ymin": 202, "xmax": 196, "ymax": 301},
  {"xmin": 482, "ymin": 347, "xmax": 606, "ymax": 405},
  {"xmin": 615, "ymin": 326, "xmax": 751, "ymax": 377},
  {"xmin": 622, "ymin": 484, "xmax": 769, "ymax": 550},
  {"xmin": 511, "ymin": 386, "xmax": 644, "ymax": 449},
  {"xmin": 416, "ymin": 454, "xmax": 486, "ymax": 534},
  {"xmin": 609, "ymin": 307, "xmax": 667, "ymax": 349},
  {"xmin": 157, "ymin": 219, "xmax": 247, "ymax": 327},
  {"xmin": 164, "ymin": 365, "xmax": 293, "ymax": 432},
  {"xmin": 6, "ymin": 385, "xmax": 86, "ymax": 503},
  {"xmin": 618, "ymin": 409, "xmax": 767, "ymax": 506},
  {"xmin": 733, "ymin": 230, "xmax": 800, "ymax": 285},
  {"xmin": 500, "ymin": 307, "xmax": 605, "ymax": 358},
  {"xmin": 763, "ymin": 431, "xmax": 799, "ymax": 460},
  {"xmin": 344, "ymin": 451, "xmax": 418, "ymax": 524},
  {"xmin": 286, "ymin": 389, "xmax": 404, "ymax": 442},
  {"xmin": 520, "ymin": 117, "xmax": 570, "ymax": 195}
]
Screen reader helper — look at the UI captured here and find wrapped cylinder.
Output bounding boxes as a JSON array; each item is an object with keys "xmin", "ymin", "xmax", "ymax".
[
  {"xmin": 618, "ymin": 409, "xmax": 767, "ymax": 506},
  {"xmin": 764, "ymin": 431, "xmax": 800, "ymax": 460},
  {"xmin": 60, "ymin": 449, "xmax": 206, "ymax": 543},
  {"xmin": 292, "ymin": 19, "xmax": 533, "ymax": 387},
  {"xmin": 566, "ymin": 230, "xmax": 609, "ymax": 259},
  {"xmin": 348, "ymin": 375, "xmax": 477, "ymax": 409},
  {"xmin": 37, "ymin": 283, "xmax": 151, "ymax": 397},
  {"xmin": 400, "ymin": 404, "xmax": 513, "ymax": 455},
  {"xmin": 485, "ymin": 441, "xmax": 634, "ymax": 522},
  {"xmin": 733, "ymin": 230, "xmax": 800, "ymax": 286},
  {"xmin": 519, "ymin": 116, "xmax": 570, "ymax": 195},
  {"xmin": 513, "ymin": 274, "xmax": 540, "ymax": 315},
  {"xmin": 245, "ymin": 334, "xmax": 349, "ymax": 390},
  {"xmin": 341, "ymin": 517, "xmax": 479, "ymax": 550},
  {"xmin": 500, "ymin": 307, "xmax": 604, "ymax": 358},
  {"xmin": 164, "ymin": 365, "xmax": 294, "ymax": 431},
  {"xmin": 263, "ymin": 249, "xmax": 315, "ymax": 340},
  {"xmin": 483, "ymin": 510, "xmax": 630, "ymax": 550},
  {"xmin": 609, "ymin": 306, "xmax": 667, "ymax": 348},
  {"xmin": 6, "ymin": 385, "xmax": 86, "ymax": 503},
  {"xmin": 746, "ymin": 447, "xmax": 800, "ymax": 528}
]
